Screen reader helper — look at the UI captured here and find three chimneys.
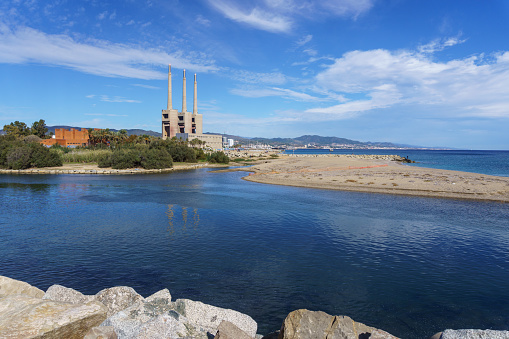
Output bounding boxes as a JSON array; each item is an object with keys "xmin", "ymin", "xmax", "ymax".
[{"xmin": 167, "ymin": 65, "xmax": 197, "ymax": 114}]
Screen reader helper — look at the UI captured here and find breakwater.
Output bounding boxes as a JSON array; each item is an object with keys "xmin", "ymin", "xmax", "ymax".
[{"xmin": 2, "ymin": 276, "xmax": 507, "ymax": 339}]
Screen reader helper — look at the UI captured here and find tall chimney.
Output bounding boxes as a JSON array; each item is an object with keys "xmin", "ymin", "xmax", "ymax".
[
  {"xmin": 167, "ymin": 64, "xmax": 172, "ymax": 110},
  {"xmin": 193, "ymin": 74, "xmax": 198, "ymax": 114},
  {"xmin": 182, "ymin": 69, "xmax": 187, "ymax": 112}
]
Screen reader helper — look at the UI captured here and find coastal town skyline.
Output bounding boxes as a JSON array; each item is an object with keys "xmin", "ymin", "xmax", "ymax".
[{"xmin": 1, "ymin": 0, "xmax": 509, "ymax": 150}]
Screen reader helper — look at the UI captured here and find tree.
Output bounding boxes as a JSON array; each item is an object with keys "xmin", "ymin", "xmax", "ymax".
[
  {"xmin": 31, "ymin": 119, "xmax": 48, "ymax": 138},
  {"xmin": 3, "ymin": 121, "xmax": 31, "ymax": 137}
]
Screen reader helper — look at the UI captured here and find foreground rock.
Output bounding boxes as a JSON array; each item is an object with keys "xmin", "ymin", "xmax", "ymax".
[
  {"xmin": 0, "ymin": 276, "xmax": 44, "ymax": 299},
  {"xmin": 0, "ymin": 295, "xmax": 107, "ymax": 338},
  {"xmin": 279, "ymin": 309, "xmax": 398, "ymax": 339},
  {"xmin": 439, "ymin": 329, "xmax": 509, "ymax": 339},
  {"xmin": 101, "ymin": 291, "xmax": 258, "ymax": 339},
  {"xmin": 174, "ymin": 298, "xmax": 257, "ymax": 337},
  {"xmin": 4, "ymin": 275, "xmax": 507, "ymax": 339},
  {"xmin": 214, "ymin": 320, "xmax": 253, "ymax": 339}
]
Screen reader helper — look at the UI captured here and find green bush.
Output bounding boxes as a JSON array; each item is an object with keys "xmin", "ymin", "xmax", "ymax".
[
  {"xmin": 4, "ymin": 143, "xmax": 62, "ymax": 169},
  {"xmin": 6, "ymin": 146, "xmax": 32, "ymax": 169},
  {"xmin": 97, "ymin": 153, "xmax": 112, "ymax": 168},
  {"xmin": 141, "ymin": 148, "xmax": 173, "ymax": 169},
  {"xmin": 98, "ymin": 147, "xmax": 173, "ymax": 169},
  {"xmin": 194, "ymin": 148, "xmax": 207, "ymax": 160},
  {"xmin": 29, "ymin": 144, "xmax": 62, "ymax": 168},
  {"xmin": 207, "ymin": 151, "xmax": 229, "ymax": 164}
]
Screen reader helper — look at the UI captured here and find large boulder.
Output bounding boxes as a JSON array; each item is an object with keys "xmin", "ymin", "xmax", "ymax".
[
  {"xmin": 133, "ymin": 313, "xmax": 206, "ymax": 339},
  {"xmin": 0, "ymin": 294, "xmax": 108, "ymax": 338},
  {"xmin": 43, "ymin": 284, "xmax": 94, "ymax": 304},
  {"xmin": 100, "ymin": 289, "xmax": 176, "ymax": 338},
  {"xmin": 84, "ymin": 326, "xmax": 118, "ymax": 339},
  {"xmin": 278, "ymin": 309, "xmax": 398, "ymax": 339},
  {"xmin": 440, "ymin": 329, "xmax": 509, "ymax": 338},
  {"xmin": 174, "ymin": 298, "xmax": 258, "ymax": 338},
  {"xmin": 95, "ymin": 286, "xmax": 144, "ymax": 317},
  {"xmin": 214, "ymin": 320, "xmax": 254, "ymax": 339},
  {"xmin": 0, "ymin": 275, "xmax": 44, "ymax": 299}
]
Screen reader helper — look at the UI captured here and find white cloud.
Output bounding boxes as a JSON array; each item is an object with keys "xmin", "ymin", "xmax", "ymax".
[
  {"xmin": 418, "ymin": 36, "xmax": 466, "ymax": 54},
  {"xmin": 230, "ymin": 87, "xmax": 324, "ymax": 102},
  {"xmin": 208, "ymin": 0, "xmax": 375, "ymax": 33},
  {"xmin": 296, "ymin": 34, "xmax": 312, "ymax": 46},
  {"xmin": 0, "ymin": 23, "xmax": 218, "ymax": 80},
  {"xmin": 209, "ymin": 0, "xmax": 292, "ymax": 33},
  {"xmin": 86, "ymin": 94, "xmax": 141, "ymax": 103},
  {"xmin": 228, "ymin": 69, "xmax": 288, "ymax": 85},
  {"xmin": 195, "ymin": 15, "xmax": 211, "ymax": 26},
  {"xmin": 132, "ymin": 84, "xmax": 160, "ymax": 90},
  {"xmin": 99, "ymin": 95, "xmax": 141, "ymax": 103},
  {"xmin": 307, "ymin": 42, "xmax": 509, "ymax": 120}
]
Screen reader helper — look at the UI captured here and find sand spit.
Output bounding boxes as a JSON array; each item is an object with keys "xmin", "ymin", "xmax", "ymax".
[{"xmin": 240, "ymin": 154, "xmax": 509, "ymax": 202}]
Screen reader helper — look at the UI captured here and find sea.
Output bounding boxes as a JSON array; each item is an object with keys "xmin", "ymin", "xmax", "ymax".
[{"xmin": 1, "ymin": 149, "xmax": 508, "ymax": 338}]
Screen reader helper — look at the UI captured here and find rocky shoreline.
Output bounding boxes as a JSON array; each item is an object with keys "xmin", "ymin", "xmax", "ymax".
[
  {"xmin": 0, "ymin": 163, "xmax": 223, "ymax": 175},
  {"xmin": 1, "ymin": 276, "xmax": 507, "ymax": 338}
]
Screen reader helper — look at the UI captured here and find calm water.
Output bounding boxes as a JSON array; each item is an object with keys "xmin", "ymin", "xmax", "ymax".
[
  {"xmin": 285, "ymin": 149, "xmax": 509, "ymax": 177},
  {"xmin": 1, "ymin": 158, "xmax": 509, "ymax": 338}
]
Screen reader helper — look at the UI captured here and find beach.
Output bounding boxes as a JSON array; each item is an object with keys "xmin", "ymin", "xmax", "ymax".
[{"xmin": 238, "ymin": 154, "xmax": 509, "ymax": 202}]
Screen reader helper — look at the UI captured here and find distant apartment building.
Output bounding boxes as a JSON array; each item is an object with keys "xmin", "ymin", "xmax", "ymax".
[
  {"xmin": 161, "ymin": 65, "xmax": 222, "ymax": 150},
  {"xmin": 40, "ymin": 128, "xmax": 90, "ymax": 147}
]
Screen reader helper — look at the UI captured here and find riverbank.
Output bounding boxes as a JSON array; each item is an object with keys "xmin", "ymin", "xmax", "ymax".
[
  {"xmin": 236, "ymin": 154, "xmax": 509, "ymax": 202},
  {"xmin": 0, "ymin": 162, "xmax": 229, "ymax": 175}
]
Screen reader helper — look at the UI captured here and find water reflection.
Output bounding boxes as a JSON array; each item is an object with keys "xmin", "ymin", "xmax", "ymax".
[{"xmin": 166, "ymin": 204, "xmax": 200, "ymax": 236}]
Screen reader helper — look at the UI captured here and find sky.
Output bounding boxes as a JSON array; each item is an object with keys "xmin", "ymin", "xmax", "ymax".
[{"xmin": 1, "ymin": 0, "xmax": 509, "ymax": 149}]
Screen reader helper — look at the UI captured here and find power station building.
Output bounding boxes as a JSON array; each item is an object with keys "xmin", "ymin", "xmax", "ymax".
[{"xmin": 162, "ymin": 65, "xmax": 222, "ymax": 150}]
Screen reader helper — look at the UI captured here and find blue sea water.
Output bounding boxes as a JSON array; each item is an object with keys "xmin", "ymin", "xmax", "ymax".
[
  {"xmin": 0, "ymin": 150, "xmax": 508, "ymax": 338},
  {"xmin": 285, "ymin": 149, "xmax": 509, "ymax": 177}
]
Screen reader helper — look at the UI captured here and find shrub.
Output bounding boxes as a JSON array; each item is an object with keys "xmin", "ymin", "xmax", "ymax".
[
  {"xmin": 141, "ymin": 148, "xmax": 173, "ymax": 169},
  {"xmin": 6, "ymin": 146, "xmax": 32, "ymax": 169},
  {"xmin": 98, "ymin": 153, "xmax": 112, "ymax": 168},
  {"xmin": 109, "ymin": 149, "xmax": 141, "ymax": 169},
  {"xmin": 207, "ymin": 151, "xmax": 229, "ymax": 164},
  {"xmin": 29, "ymin": 143, "xmax": 62, "ymax": 168},
  {"xmin": 4, "ymin": 143, "xmax": 61, "ymax": 169},
  {"xmin": 23, "ymin": 135, "xmax": 42, "ymax": 143},
  {"xmin": 194, "ymin": 148, "xmax": 207, "ymax": 160}
]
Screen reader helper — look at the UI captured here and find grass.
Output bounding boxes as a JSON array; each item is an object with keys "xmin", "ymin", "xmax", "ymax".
[{"xmin": 59, "ymin": 149, "xmax": 111, "ymax": 163}]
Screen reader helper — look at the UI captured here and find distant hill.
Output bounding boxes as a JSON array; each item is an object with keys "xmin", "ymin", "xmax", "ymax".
[
  {"xmin": 226, "ymin": 134, "xmax": 424, "ymax": 149},
  {"xmin": 48, "ymin": 126, "xmax": 162, "ymax": 137}
]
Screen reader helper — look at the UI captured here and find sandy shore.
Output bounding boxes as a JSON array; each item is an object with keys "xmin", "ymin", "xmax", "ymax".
[
  {"xmin": 237, "ymin": 154, "xmax": 509, "ymax": 202},
  {"xmin": 0, "ymin": 162, "xmax": 227, "ymax": 175}
]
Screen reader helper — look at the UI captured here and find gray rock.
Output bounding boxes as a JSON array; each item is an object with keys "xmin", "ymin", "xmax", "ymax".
[
  {"xmin": 43, "ymin": 284, "xmax": 94, "ymax": 304},
  {"xmin": 214, "ymin": 320, "xmax": 253, "ymax": 339},
  {"xmin": 0, "ymin": 275, "xmax": 44, "ymax": 299},
  {"xmin": 101, "ymin": 290, "xmax": 176, "ymax": 339},
  {"xmin": 430, "ymin": 332, "xmax": 443, "ymax": 339},
  {"xmin": 441, "ymin": 329, "xmax": 509, "ymax": 338},
  {"xmin": 145, "ymin": 288, "xmax": 172, "ymax": 304},
  {"xmin": 0, "ymin": 294, "xmax": 107, "ymax": 339},
  {"xmin": 279, "ymin": 309, "xmax": 398, "ymax": 339},
  {"xmin": 174, "ymin": 298, "xmax": 257, "ymax": 338},
  {"xmin": 95, "ymin": 286, "xmax": 144, "ymax": 317},
  {"xmin": 84, "ymin": 325, "xmax": 118, "ymax": 339},
  {"xmin": 134, "ymin": 313, "xmax": 207, "ymax": 339}
]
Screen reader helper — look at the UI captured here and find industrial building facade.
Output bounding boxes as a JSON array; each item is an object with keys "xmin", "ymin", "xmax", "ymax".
[{"xmin": 161, "ymin": 65, "xmax": 222, "ymax": 150}]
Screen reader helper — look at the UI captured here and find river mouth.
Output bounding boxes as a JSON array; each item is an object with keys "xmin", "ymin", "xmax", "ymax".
[{"xmin": 1, "ymin": 168, "xmax": 508, "ymax": 338}]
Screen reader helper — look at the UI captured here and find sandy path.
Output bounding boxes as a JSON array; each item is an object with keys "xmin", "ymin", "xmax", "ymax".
[{"xmin": 239, "ymin": 155, "xmax": 509, "ymax": 202}]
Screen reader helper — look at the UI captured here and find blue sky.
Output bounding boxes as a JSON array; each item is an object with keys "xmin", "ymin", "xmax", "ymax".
[{"xmin": 1, "ymin": 0, "xmax": 509, "ymax": 149}]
